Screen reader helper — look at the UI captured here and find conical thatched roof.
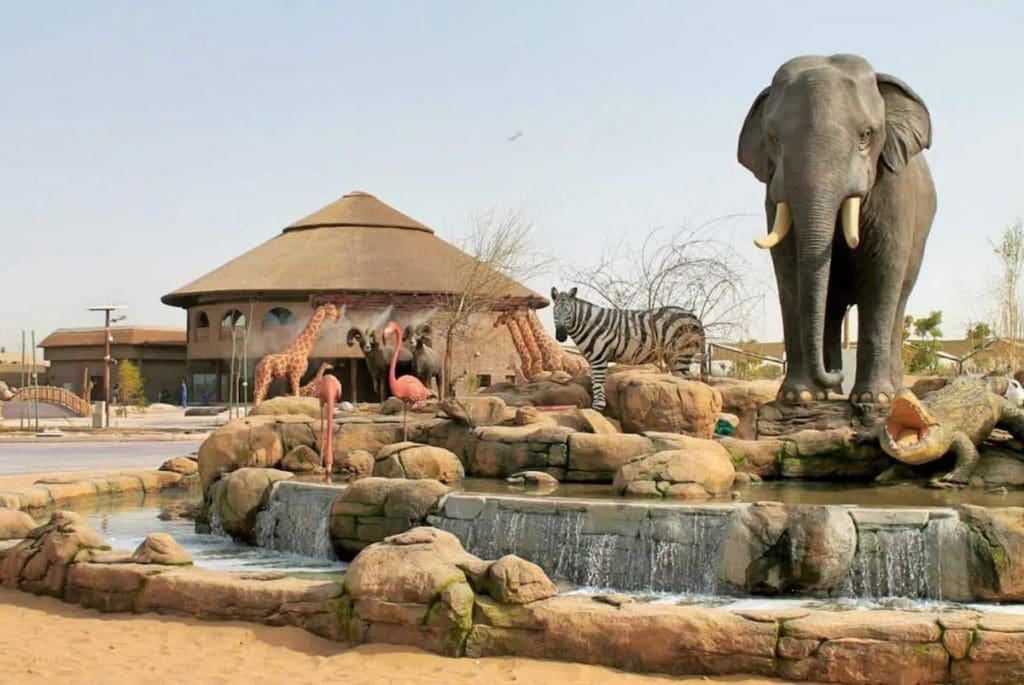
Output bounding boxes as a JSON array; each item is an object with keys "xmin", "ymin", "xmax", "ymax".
[{"xmin": 161, "ymin": 191, "xmax": 546, "ymax": 308}]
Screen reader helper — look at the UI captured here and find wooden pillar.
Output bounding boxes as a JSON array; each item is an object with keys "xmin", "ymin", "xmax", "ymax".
[{"xmin": 349, "ymin": 360, "xmax": 358, "ymax": 403}]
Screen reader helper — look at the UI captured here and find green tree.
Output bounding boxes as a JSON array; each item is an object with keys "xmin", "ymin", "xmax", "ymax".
[
  {"xmin": 118, "ymin": 360, "xmax": 147, "ymax": 413},
  {"xmin": 966, "ymin": 322, "xmax": 993, "ymax": 351},
  {"xmin": 906, "ymin": 311, "xmax": 943, "ymax": 374}
]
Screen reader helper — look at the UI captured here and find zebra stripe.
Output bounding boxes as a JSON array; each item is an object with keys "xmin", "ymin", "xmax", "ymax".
[{"xmin": 551, "ymin": 288, "xmax": 706, "ymax": 411}]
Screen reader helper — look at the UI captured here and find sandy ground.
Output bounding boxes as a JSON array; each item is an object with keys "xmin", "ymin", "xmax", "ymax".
[{"xmin": 0, "ymin": 589, "xmax": 794, "ymax": 685}]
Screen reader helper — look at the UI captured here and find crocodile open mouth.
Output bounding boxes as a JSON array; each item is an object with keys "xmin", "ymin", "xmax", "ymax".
[{"xmin": 885, "ymin": 397, "xmax": 931, "ymax": 451}]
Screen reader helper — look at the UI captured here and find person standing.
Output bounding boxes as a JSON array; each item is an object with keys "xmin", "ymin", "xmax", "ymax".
[{"xmin": 179, "ymin": 378, "xmax": 188, "ymax": 408}]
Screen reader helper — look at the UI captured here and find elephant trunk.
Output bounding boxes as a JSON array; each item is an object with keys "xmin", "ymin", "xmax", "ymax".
[{"xmin": 791, "ymin": 189, "xmax": 845, "ymax": 391}]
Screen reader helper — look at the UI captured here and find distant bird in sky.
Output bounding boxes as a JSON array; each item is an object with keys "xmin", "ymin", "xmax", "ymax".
[{"xmin": 507, "ymin": 130, "xmax": 523, "ymax": 142}]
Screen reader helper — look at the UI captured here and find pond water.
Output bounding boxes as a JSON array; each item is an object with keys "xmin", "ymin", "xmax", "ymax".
[{"xmin": 30, "ymin": 488, "xmax": 344, "ymax": 578}]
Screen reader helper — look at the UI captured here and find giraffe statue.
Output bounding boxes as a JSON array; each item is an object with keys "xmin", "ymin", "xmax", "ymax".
[
  {"xmin": 493, "ymin": 310, "xmax": 541, "ymax": 379},
  {"xmin": 315, "ymin": 373, "xmax": 342, "ymax": 483},
  {"xmin": 299, "ymin": 362, "xmax": 334, "ymax": 397},
  {"xmin": 509, "ymin": 309, "xmax": 545, "ymax": 377},
  {"xmin": 521, "ymin": 309, "xmax": 590, "ymax": 377},
  {"xmin": 253, "ymin": 303, "xmax": 342, "ymax": 405}
]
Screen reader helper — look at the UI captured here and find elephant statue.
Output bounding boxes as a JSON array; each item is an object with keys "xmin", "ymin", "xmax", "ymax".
[{"xmin": 737, "ymin": 54, "xmax": 936, "ymax": 404}]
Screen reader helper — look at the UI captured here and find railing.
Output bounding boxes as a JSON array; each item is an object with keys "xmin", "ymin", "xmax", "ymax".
[{"xmin": 10, "ymin": 385, "xmax": 92, "ymax": 417}]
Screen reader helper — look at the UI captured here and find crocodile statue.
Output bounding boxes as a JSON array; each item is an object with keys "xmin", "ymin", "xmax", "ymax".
[{"xmin": 878, "ymin": 376, "xmax": 1024, "ymax": 486}]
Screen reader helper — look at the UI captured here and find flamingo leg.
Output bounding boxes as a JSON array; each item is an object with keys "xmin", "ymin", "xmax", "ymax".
[
  {"xmin": 403, "ymin": 403, "xmax": 409, "ymax": 442},
  {"xmin": 324, "ymin": 400, "xmax": 333, "ymax": 484}
]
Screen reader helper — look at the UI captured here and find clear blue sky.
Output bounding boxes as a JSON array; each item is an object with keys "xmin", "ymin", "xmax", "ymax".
[{"xmin": 2, "ymin": 1, "xmax": 1022, "ymax": 352}]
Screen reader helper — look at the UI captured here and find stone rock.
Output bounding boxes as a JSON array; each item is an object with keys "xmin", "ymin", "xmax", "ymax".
[
  {"xmin": 197, "ymin": 417, "xmax": 285, "ymax": 492},
  {"xmin": 612, "ymin": 438, "xmax": 735, "ymax": 500},
  {"xmin": 380, "ymin": 397, "xmax": 405, "ymax": 415},
  {"xmin": 158, "ymin": 501, "xmax": 200, "ymax": 522},
  {"xmin": 279, "ymin": 444, "xmax": 321, "ymax": 473},
  {"xmin": 721, "ymin": 503, "xmax": 856, "ymax": 594},
  {"xmin": 907, "ymin": 375, "xmax": 948, "ymax": 398},
  {"xmin": 567, "ymin": 433, "xmax": 654, "ymax": 479},
  {"xmin": 605, "ymin": 370, "xmax": 723, "ymax": 438},
  {"xmin": 0, "ymin": 509, "xmax": 37, "ymax": 540},
  {"xmin": 574, "ymin": 408, "xmax": 619, "ymax": 434},
  {"xmin": 439, "ymin": 397, "xmax": 507, "ymax": 427},
  {"xmin": 250, "ymin": 395, "xmax": 322, "ymax": 418},
  {"xmin": 342, "ymin": 527, "xmax": 486, "ymax": 656},
  {"xmin": 337, "ymin": 449, "xmax": 374, "ymax": 481},
  {"xmin": 213, "ymin": 468, "xmax": 294, "ymax": 544},
  {"xmin": 505, "ymin": 470, "xmax": 560, "ymax": 487},
  {"xmin": 709, "ymin": 379, "xmax": 780, "ymax": 439},
  {"xmin": 961, "ymin": 504, "xmax": 1024, "ymax": 601},
  {"xmin": 976, "ymin": 449, "xmax": 1024, "ymax": 487},
  {"xmin": 130, "ymin": 533, "xmax": 192, "ymax": 565},
  {"xmin": 329, "ymin": 478, "xmax": 449, "ymax": 561},
  {"xmin": 334, "ymin": 422, "xmax": 405, "ymax": 460},
  {"xmin": 478, "ymin": 376, "xmax": 592, "ymax": 408},
  {"xmin": 717, "ymin": 437, "xmax": 783, "ymax": 478},
  {"xmin": 373, "ymin": 442, "xmax": 465, "ymax": 483},
  {"xmin": 514, "ymin": 406, "xmax": 542, "ymax": 425},
  {"xmin": 485, "ymin": 555, "xmax": 557, "ymax": 604},
  {"xmin": 159, "ymin": 456, "xmax": 198, "ymax": 476},
  {"xmin": 0, "ymin": 511, "xmax": 110, "ymax": 596}
]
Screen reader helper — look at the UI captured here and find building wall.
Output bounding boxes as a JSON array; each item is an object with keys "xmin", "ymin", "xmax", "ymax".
[{"xmin": 43, "ymin": 344, "xmax": 186, "ymax": 403}]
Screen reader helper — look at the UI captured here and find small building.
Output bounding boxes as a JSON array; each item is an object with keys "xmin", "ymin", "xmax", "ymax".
[
  {"xmin": 161, "ymin": 190, "xmax": 545, "ymax": 402},
  {"xmin": 0, "ymin": 349, "xmax": 49, "ymax": 390},
  {"xmin": 38, "ymin": 327, "xmax": 187, "ymax": 403}
]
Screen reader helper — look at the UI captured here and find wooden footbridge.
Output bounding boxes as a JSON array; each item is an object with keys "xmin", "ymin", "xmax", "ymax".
[{"xmin": 7, "ymin": 386, "xmax": 92, "ymax": 417}]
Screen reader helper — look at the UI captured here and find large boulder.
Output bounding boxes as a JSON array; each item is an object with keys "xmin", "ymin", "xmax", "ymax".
[
  {"xmin": 961, "ymin": 505, "xmax": 1024, "ymax": 601},
  {"xmin": 329, "ymin": 478, "xmax": 449, "ymax": 561},
  {"xmin": 438, "ymin": 397, "xmax": 506, "ymax": 427},
  {"xmin": 130, "ymin": 533, "xmax": 193, "ymax": 565},
  {"xmin": 333, "ymin": 422, "xmax": 405, "ymax": 459},
  {"xmin": 159, "ymin": 456, "xmax": 198, "ymax": 476},
  {"xmin": 197, "ymin": 416, "xmax": 286, "ymax": 491},
  {"xmin": 709, "ymin": 379, "xmax": 779, "ymax": 439},
  {"xmin": 249, "ymin": 395, "xmax": 322, "ymax": 419},
  {"xmin": 720, "ymin": 503, "xmax": 857, "ymax": 595},
  {"xmin": 0, "ymin": 511, "xmax": 110, "ymax": 596},
  {"xmin": 0, "ymin": 509, "xmax": 37, "ymax": 540},
  {"xmin": 478, "ymin": 376, "xmax": 592, "ymax": 408},
  {"xmin": 373, "ymin": 442, "xmax": 465, "ymax": 483},
  {"xmin": 612, "ymin": 437, "xmax": 735, "ymax": 499},
  {"xmin": 212, "ymin": 468, "xmax": 294, "ymax": 543},
  {"xmin": 485, "ymin": 554, "xmax": 557, "ymax": 604},
  {"xmin": 279, "ymin": 444, "xmax": 321, "ymax": 473},
  {"xmin": 605, "ymin": 369, "xmax": 722, "ymax": 438},
  {"xmin": 336, "ymin": 449, "xmax": 375, "ymax": 481}
]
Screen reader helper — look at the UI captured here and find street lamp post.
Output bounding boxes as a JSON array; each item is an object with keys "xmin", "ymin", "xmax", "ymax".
[{"xmin": 88, "ymin": 305, "xmax": 125, "ymax": 428}]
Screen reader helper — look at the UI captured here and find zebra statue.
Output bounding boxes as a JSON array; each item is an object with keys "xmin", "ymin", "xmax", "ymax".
[{"xmin": 551, "ymin": 287, "xmax": 706, "ymax": 411}]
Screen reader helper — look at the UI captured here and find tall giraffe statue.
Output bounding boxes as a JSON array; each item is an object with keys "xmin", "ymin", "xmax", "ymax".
[
  {"xmin": 520, "ymin": 309, "xmax": 590, "ymax": 377},
  {"xmin": 299, "ymin": 362, "xmax": 334, "ymax": 397},
  {"xmin": 493, "ymin": 310, "xmax": 541, "ymax": 379},
  {"xmin": 253, "ymin": 303, "xmax": 341, "ymax": 405}
]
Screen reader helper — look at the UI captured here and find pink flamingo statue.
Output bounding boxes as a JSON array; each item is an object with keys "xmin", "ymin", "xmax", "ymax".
[
  {"xmin": 316, "ymin": 372, "xmax": 343, "ymax": 483},
  {"xmin": 383, "ymin": 321, "xmax": 436, "ymax": 441}
]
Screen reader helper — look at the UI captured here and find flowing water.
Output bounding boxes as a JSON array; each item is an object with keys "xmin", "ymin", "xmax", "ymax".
[{"xmin": 255, "ymin": 481, "xmax": 338, "ymax": 559}]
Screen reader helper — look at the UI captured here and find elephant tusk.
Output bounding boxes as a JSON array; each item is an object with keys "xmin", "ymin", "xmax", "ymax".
[
  {"xmin": 754, "ymin": 201, "xmax": 791, "ymax": 249},
  {"xmin": 841, "ymin": 196, "xmax": 861, "ymax": 249}
]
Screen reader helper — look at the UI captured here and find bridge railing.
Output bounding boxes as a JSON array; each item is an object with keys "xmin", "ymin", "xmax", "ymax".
[{"xmin": 10, "ymin": 386, "xmax": 92, "ymax": 417}]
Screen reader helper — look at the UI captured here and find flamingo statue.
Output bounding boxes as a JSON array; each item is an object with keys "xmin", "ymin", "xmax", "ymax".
[
  {"xmin": 383, "ymin": 321, "xmax": 436, "ymax": 441},
  {"xmin": 316, "ymin": 372, "xmax": 343, "ymax": 483}
]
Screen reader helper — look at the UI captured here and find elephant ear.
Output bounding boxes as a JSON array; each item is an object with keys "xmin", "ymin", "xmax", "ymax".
[
  {"xmin": 876, "ymin": 73, "xmax": 932, "ymax": 175},
  {"xmin": 737, "ymin": 86, "xmax": 772, "ymax": 183}
]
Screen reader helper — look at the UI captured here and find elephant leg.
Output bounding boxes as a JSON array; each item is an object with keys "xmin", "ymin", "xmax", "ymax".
[
  {"xmin": 853, "ymin": 272, "xmax": 904, "ymax": 405},
  {"xmin": 823, "ymin": 295, "xmax": 849, "ymax": 393},
  {"xmin": 770, "ymin": 221, "xmax": 818, "ymax": 402},
  {"xmin": 889, "ymin": 285, "xmax": 914, "ymax": 390}
]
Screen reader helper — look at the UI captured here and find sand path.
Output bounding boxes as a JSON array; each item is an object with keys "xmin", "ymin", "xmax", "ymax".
[{"xmin": 0, "ymin": 588, "xmax": 794, "ymax": 685}]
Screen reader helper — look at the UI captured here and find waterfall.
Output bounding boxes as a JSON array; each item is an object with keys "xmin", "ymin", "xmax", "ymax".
[
  {"xmin": 254, "ymin": 481, "xmax": 340, "ymax": 560},
  {"xmin": 432, "ymin": 504, "xmax": 727, "ymax": 595}
]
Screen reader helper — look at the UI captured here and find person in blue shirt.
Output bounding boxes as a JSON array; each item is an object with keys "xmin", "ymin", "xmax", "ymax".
[{"xmin": 180, "ymin": 379, "xmax": 188, "ymax": 408}]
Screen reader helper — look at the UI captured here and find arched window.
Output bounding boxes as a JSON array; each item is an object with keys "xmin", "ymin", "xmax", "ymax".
[
  {"xmin": 193, "ymin": 310, "xmax": 210, "ymax": 342},
  {"xmin": 262, "ymin": 307, "xmax": 295, "ymax": 327},
  {"xmin": 220, "ymin": 309, "xmax": 246, "ymax": 340}
]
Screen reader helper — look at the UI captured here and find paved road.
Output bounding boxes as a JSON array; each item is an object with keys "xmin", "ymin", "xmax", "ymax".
[{"xmin": 0, "ymin": 441, "xmax": 203, "ymax": 476}]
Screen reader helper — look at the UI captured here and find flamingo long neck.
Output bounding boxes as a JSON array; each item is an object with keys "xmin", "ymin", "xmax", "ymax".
[{"xmin": 388, "ymin": 328, "xmax": 402, "ymax": 386}]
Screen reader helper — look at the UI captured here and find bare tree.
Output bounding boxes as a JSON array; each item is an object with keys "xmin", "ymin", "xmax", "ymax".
[
  {"xmin": 565, "ymin": 217, "xmax": 762, "ymax": 341},
  {"xmin": 991, "ymin": 218, "xmax": 1024, "ymax": 370},
  {"xmin": 433, "ymin": 206, "xmax": 552, "ymax": 398}
]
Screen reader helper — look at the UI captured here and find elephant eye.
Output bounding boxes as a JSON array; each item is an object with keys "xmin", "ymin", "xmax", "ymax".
[{"xmin": 858, "ymin": 127, "xmax": 873, "ymax": 149}]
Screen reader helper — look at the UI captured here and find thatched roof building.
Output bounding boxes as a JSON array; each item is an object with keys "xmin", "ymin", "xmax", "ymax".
[
  {"xmin": 162, "ymin": 190, "xmax": 545, "ymax": 309},
  {"xmin": 161, "ymin": 190, "xmax": 543, "ymax": 403}
]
